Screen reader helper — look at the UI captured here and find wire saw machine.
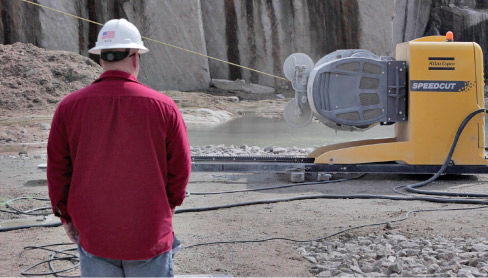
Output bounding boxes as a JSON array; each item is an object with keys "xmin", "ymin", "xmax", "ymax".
[{"xmin": 192, "ymin": 33, "xmax": 488, "ymax": 174}]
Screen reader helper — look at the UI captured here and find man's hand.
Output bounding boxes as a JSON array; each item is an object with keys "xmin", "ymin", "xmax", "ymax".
[{"xmin": 62, "ymin": 222, "xmax": 79, "ymax": 244}]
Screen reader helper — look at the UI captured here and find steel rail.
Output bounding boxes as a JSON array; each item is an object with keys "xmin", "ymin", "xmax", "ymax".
[{"xmin": 191, "ymin": 156, "xmax": 488, "ymax": 174}]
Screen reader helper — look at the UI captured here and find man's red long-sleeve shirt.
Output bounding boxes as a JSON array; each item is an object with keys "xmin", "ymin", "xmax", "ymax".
[{"xmin": 47, "ymin": 70, "xmax": 191, "ymax": 260}]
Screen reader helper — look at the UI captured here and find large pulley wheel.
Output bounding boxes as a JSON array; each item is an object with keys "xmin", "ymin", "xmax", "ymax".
[
  {"xmin": 283, "ymin": 99, "xmax": 313, "ymax": 128},
  {"xmin": 283, "ymin": 53, "xmax": 314, "ymax": 91}
]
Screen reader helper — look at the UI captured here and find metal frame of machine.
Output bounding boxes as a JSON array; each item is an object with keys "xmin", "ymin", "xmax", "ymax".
[
  {"xmin": 192, "ymin": 34, "xmax": 488, "ymax": 175},
  {"xmin": 309, "ymin": 35, "xmax": 486, "ymax": 166},
  {"xmin": 191, "ymin": 159, "xmax": 488, "ymax": 174}
]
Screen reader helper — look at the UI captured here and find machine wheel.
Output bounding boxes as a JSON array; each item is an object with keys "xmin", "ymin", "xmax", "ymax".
[{"xmin": 283, "ymin": 99, "xmax": 313, "ymax": 128}]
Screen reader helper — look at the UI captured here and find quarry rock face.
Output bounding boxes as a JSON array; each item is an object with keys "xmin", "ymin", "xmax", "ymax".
[
  {"xmin": 357, "ymin": 0, "xmax": 432, "ymax": 57},
  {"xmin": 121, "ymin": 0, "xmax": 210, "ymax": 91},
  {"xmin": 1, "ymin": 0, "xmax": 488, "ymax": 90},
  {"xmin": 201, "ymin": 0, "xmax": 360, "ymax": 88},
  {"xmin": 392, "ymin": 0, "xmax": 432, "ymax": 50},
  {"xmin": 1, "ymin": 0, "xmax": 210, "ymax": 91},
  {"xmin": 0, "ymin": 0, "xmax": 41, "ymax": 45},
  {"xmin": 428, "ymin": 0, "xmax": 488, "ymax": 82}
]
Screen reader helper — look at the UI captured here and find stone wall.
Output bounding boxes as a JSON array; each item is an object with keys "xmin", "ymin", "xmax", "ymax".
[
  {"xmin": 0, "ymin": 0, "xmax": 210, "ymax": 91},
  {"xmin": 0, "ymin": 0, "xmax": 41, "ymax": 45},
  {"xmin": 427, "ymin": 0, "xmax": 488, "ymax": 80},
  {"xmin": 1, "ymin": 0, "xmax": 488, "ymax": 90},
  {"xmin": 201, "ymin": 0, "xmax": 359, "ymax": 88},
  {"xmin": 121, "ymin": 0, "xmax": 210, "ymax": 91},
  {"xmin": 357, "ymin": 0, "xmax": 431, "ymax": 57}
]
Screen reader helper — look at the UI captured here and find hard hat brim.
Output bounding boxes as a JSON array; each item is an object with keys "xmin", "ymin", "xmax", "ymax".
[{"xmin": 88, "ymin": 43, "xmax": 149, "ymax": 55}]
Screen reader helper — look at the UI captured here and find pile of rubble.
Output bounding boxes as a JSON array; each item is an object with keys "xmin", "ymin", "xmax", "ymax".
[
  {"xmin": 301, "ymin": 231, "xmax": 488, "ymax": 277},
  {"xmin": 0, "ymin": 42, "xmax": 102, "ymax": 116}
]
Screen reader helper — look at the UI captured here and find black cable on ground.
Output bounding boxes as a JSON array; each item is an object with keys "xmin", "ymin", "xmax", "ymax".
[
  {"xmin": 6, "ymin": 197, "xmax": 52, "ymax": 216},
  {"xmin": 0, "ymin": 197, "xmax": 61, "ymax": 232},
  {"xmin": 0, "ymin": 222, "xmax": 61, "ymax": 232},
  {"xmin": 189, "ymin": 174, "xmax": 366, "ymax": 195},
  {"xmin": 175, "ymin": 109, "xmax": 488, "ymax": 213},
  {"xmin": 183, "ymin": 205, "xmax": 488, "ymax": 249},
  {"xmin": 0, "ymin": 200, "xmax": 21, "ymax": 214},
  {"xmin": 393, "ymin": 108, "xmax": 488, "ymax": 197},
  {"xmin": 16, "ymin": 109, "xmax": 488, "ymax": 274},
  {"xmin": 21, "ymin": 243, "xmax": 79, "ymax": 277},
  {"xmin": 21, "ymin": 205, "xmax": 488, "ymax": 275},
  {"xmin": 0, "ymin": 208, "xmax": 20, "ymax": 214},
  {"xmin": 175, "ymin": 193, "xmax": 488, "ymax": 214}
]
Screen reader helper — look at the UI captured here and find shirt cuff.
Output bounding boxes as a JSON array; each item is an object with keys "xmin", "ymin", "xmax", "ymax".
[{"xmin": 55, "ymin": 202, "xmax": 71, "ymax": 223}]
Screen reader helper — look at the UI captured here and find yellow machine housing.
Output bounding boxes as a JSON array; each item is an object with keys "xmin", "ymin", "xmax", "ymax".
[{"xmin": 310, "ymin": 36, "xmax": 487, "ymax": 165}]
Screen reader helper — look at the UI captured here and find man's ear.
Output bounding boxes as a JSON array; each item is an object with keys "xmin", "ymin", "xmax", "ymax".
[{"xmin": 132, "ymin": 53, "xmax": 138, "ymax": 68}]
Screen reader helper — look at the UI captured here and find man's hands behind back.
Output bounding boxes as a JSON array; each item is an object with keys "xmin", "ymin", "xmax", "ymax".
[{"xmin": 63, "ymin": 222, "xmax": 79, "ymax": 244}]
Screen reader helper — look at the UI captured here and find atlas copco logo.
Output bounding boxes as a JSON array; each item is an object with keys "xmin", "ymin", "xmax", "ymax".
[
  {"xmin": 428, "ymin": 57, "xmax": 455, "ymax": 70},
  {"xmin": 410, "ymin": 81, "xmax": 475, "ymax": 92}
]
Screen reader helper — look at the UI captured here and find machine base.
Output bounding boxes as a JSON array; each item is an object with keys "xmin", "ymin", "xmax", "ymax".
[{"xmin": 191, "ymin": 156, "xmax": 488, "ymax": 174}]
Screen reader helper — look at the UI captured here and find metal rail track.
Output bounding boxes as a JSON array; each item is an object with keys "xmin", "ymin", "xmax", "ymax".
[{"xmin": 191, "ymin": 156, "xmax": 488, "ymax": 174}]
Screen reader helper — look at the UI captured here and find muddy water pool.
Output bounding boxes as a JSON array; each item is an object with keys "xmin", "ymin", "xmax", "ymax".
[{"xmin": 187, "ymin": 116, "xmax": 394, "ymax": 147}]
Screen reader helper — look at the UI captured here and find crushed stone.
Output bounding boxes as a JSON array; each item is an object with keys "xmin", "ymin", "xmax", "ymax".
[
  {"xmin": 0, "ymin": 42, "xmax": 102, "ymax": 116},
  {"xmin": 300, "ymin": 231, "xmax": 488, "ymax": 277}
]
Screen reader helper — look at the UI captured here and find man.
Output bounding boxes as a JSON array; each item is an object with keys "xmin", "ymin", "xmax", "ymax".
[{"xmin": 47, "ymin": 18, "xmax": 191, "ymax": 277}]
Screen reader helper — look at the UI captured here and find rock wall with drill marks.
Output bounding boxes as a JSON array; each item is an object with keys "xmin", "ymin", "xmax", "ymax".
[
  {"xmin": 0, "ymin": 0, "xmax": 41, "ymax": 46},
  {"xmin": 1, "ymin": 0, "xmax": 488, "ymax": 90},
  {"xmin": 201, "ymin": 0, "xmax": 360, "ymax": 88},
  {"xmin": 430, "ymin": 3, "xmax": 488, "ymax": 87},
  {"xmin": 0, "ymin": 0, "xmax": 210, "ymax": 91}
]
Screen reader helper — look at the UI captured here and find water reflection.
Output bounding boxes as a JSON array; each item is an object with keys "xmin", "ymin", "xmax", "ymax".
[{"xmin": 187, "ymin": 116, "xmax": 394, "ymax": 147}]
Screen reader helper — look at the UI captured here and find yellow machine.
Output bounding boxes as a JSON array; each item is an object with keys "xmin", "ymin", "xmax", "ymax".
[{"xmin": 283, "ymin": 33, "xmax": 487, "ymax": 166}]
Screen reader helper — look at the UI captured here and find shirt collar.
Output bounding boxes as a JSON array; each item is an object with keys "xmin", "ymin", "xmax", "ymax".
[{"xmin": 93, "ymin": 70, "xmax": 139, "ymax": 84}]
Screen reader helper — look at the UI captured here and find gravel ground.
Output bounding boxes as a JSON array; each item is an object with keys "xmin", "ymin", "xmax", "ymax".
[
  {"xmin": 302, "ymin": 232, "xmax": 488, "ymax": 277},
  {"xmin": 2, "ymin": 146, "xmax": 488, "ymax": 277},
  {"xmin": 190, "ymin": 146, "xmax": 488, "ymax": 277},
  {"xmin": 191, "ymin": 144, "xmax": 314, "ymax": 156}
]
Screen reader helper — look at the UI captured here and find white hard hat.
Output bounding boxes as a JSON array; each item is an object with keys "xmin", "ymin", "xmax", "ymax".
[{"xmin": 89, "ymin": 19, "xmax": 149, "ymax": 55}]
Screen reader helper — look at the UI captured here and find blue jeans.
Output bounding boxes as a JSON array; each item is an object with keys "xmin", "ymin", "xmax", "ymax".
[{"xmin": 78, "ymin": 245, "xmax": 173, "ymax": 277}]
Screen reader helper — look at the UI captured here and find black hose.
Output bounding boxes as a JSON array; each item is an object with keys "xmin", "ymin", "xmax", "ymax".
[
  {"xmin": 177, "ymin": 109, "xmax": 488, "ymax": 214},
  {"xmin": 21, "ymin": 243, "xmax": 79, "ymax": 276},
  {"xmin": 0, "ymin": 222, "xmax": 61, "ymax": 232},
  {"xmin": 0, "ymin": 197, "xmax": 61, "ymax": 232},
  {"xmin": 189, "ymin": 174, "xmax": 366, "ymax": 195},
  {"xmin": 175, "ymin": 193, "xmax": 488, "ymax": 214},
  {"xmin": 6, "ymin": 197, "xmax": 52, "ymax": 216},
  {"xmin": 14, "ymin": 109, "xmax": 488, "ymax": 275},
  {"xmin": 183, "ymin": 205, "xmax": 488, "ymax": 248},
  {"xmin": 393, "ymin": 109, "xmax": 488, "ymax": 197},
  {"xmin": 0, "ymin": 208, "xmax": 21, "ymax": 214}
]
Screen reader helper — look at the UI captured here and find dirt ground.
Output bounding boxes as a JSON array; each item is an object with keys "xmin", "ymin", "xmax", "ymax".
[
  {"xmin": 2, "ymin": 154, "xmax": 488, "ymax": 277},
  {"xmin": 3, "ymin": 109, "xmax": 488, "ymax": 277}
]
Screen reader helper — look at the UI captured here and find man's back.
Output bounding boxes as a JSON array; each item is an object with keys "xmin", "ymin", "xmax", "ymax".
[{"xmin": 48, "ymin": 70, "xmax": 191, "ymax": 260}]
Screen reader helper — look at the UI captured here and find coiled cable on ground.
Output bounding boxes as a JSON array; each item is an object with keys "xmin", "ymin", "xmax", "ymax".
[
  {"xmin": 21, "ymin": 243, "xmax": 79, "ymax": 276},
  {"xmin": 0, "ymin": 197, "xmax": 59, "ymax": 232},
  {"xmin": 5, "ymin": 197, "xmax": 52, "ymax": 216}
]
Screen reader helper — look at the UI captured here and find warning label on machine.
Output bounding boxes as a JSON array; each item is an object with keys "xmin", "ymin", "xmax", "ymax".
[{"xmin": 410, "ymin": 80, "xmax": 474, "ymax": 92}]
